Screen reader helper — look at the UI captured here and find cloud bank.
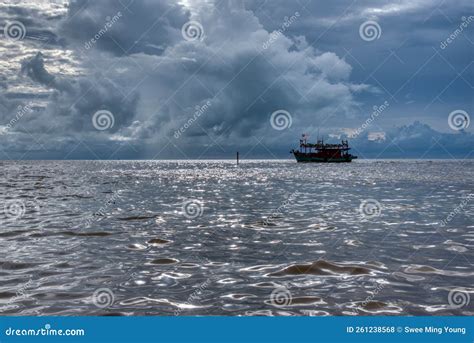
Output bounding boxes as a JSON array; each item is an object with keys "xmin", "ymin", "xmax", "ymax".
[{"xmin": 0, "ymin": 0, "xmax": 472, "ymax": 159}]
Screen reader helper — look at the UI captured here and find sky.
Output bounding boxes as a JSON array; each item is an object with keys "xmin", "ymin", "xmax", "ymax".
[{"xmin": 0, "ymin": 0, "xmax": 472, "ymax": 159}]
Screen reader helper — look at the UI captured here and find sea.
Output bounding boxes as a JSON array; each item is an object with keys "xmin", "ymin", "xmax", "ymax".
[{"xmin": 0, "ymin": 160, "xmax": 472, "ymax": 316}]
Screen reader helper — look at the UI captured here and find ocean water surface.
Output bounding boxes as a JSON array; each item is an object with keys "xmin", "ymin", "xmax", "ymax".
[{"xmin": 0, "ymin": 160, "xmax": 472, "ymax": 316}]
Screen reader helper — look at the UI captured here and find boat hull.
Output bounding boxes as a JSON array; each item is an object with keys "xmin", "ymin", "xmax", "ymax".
[{"xmin": 292, "ymin": 152, "xmax": 356, "ymax": 163}]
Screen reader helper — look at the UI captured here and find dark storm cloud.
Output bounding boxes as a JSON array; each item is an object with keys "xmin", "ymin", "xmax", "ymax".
[
  {"xmin": 17, "ymin": 51, "xmax": 138, "ymax": 139},
  {"xmin": 0, "ymin": 2, "xmax": 65, "ymax": 45},
  {"xmin": 62, "ymin": 0, "xmax": 189, "ymax": 55},
  {"xmin": 245, "ymin": 0, "xmax": 474, "ymax": 127},
  {"xmin": 349, "ymin": 122, "xmax": 474, "ymax": 158},
  {"xmin": 38, "ymin": 0, "xmax": 369, "ymax": 156},
  {"xmin": 310, "ymin": 3, "xmax": 469, "ymax": 137},
  {"xmin": 21, "ymin": 52, "xmax": 56, "ymax": 86},
  {"xmin": 0, "ymin": 0, "xmax": 472, "ymax": 159}
]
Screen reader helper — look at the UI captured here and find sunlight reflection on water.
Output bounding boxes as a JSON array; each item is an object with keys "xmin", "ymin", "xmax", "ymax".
[{"xmin": 0, "ymin": 160, "xmax": 472, "ymax": 315}]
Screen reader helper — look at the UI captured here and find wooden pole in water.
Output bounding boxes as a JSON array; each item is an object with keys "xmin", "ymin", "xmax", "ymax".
[{"xmin": 236, "ymin": 151, "xmax": 239, "ymax": 165}]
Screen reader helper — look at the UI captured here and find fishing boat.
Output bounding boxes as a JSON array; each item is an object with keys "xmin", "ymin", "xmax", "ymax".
[{"xmin": 291, "ymin": 134, "xmax": 357, "ymax": 163}]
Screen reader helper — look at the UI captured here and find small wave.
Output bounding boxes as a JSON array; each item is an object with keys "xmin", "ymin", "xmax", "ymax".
[
  {"xmin": 351, "ymin": 301, "xmax": 403, "ymax": 314},
  {"xmin": 0, "ymin": 230, "xmax": 30, "ymax": 238},
  {"xmin": 0, "ymin": 291, "xmax": 17, "ymax": 299},
  {"xmin": 403, "ymin": 264, "xmax": 474, "ymax": 277},
  {"xmin": 119, "ymin": 296, "xmax": 206, "ymax": 309},
  {"xmin": 150, "ymin": 258, "xmax": 179, "ymax": 265},
  {"xmin": 58, "ymin": 231, "xmax": 113, "ymax": 237},
  {"xmin": 127, "ymin": 243, "xmax": 147, "ymax": 250},
  {"xmin": 268, "ymin": 260, "xmax": 376, "ymax": 277},
  {"xmin": 264, "ymin": 296, "xmax": 325, "ymax": 307},
  {"xmin": 118, "ymin": 215, "xmax": 158, "ymax": 221},
  {"xmin": 221, "ymin": 293, "xmax": 257, "ymax": 300},
  {"xmin": 0, "ymin": 261, "xmax": 39, "ymax": 270},
  {"xmin": 147, "ymin": 238, "xmax": 171, "ymax": 245}
]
